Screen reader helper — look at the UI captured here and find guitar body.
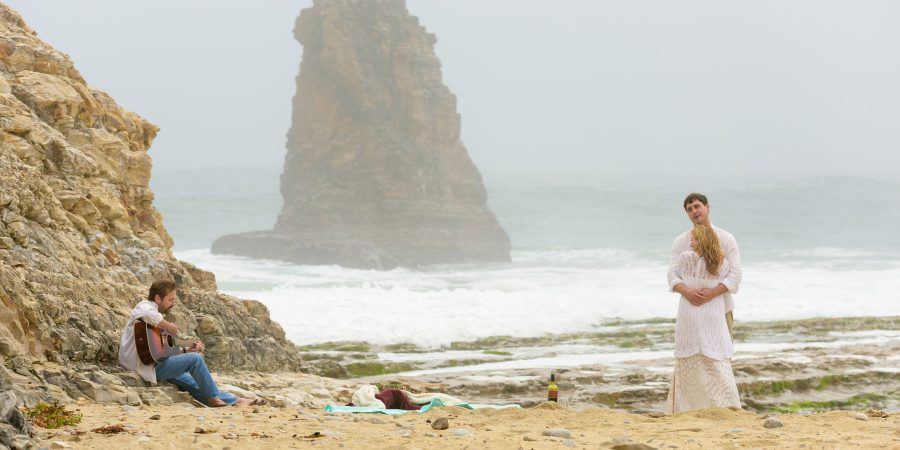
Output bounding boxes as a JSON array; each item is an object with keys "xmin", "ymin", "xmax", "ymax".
[{"xmin": 134, "ymin": 319, "xmax": 182, "ymax": 365}]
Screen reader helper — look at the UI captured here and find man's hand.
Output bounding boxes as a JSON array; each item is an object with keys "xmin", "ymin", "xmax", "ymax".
[
  {"xmin": 188, "ymin": 340, "xmax": 205, "ymax": 353},
  {"xmin": 684, "ymin": 288, "xmax": 707, "ymax": 306},
  {"xmin": 697, "ymin": 284, "xmax": 728, "ymax": 304},
  {"xmin": 674, "ymin": 283, "xmax": 706, "ymax": 306}
]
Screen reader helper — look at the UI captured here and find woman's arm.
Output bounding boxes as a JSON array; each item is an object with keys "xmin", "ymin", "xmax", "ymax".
[
  {"xmin": 676, "ymin": 252, "xmax": 707, "ymax": 305},
  {"xmin": 697, "ymin": 260, "xmax": 732, "ymax": 301}
]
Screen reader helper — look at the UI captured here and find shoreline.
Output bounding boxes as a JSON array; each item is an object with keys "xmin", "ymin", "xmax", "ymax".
[
  {"xmin": 298, "ymin": 316, "xmax": 900, "ymax": 414},
  {"xmin": 13, "ymin": 315, "xmax": 900, "ymax": 449}
]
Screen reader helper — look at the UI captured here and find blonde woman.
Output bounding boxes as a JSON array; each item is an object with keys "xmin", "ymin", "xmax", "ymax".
[{"xmin": 666, "ymin": 224, "xmax": 741, "ymax": 413}]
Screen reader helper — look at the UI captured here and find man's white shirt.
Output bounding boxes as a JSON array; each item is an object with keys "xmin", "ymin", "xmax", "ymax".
[
  {"xmin": 667, "ymin": 224, "xmax": 742, "ymax": 312},
  {"xmin": 118, "ymin": 300, "xmax": 164, "ymax": 384}
]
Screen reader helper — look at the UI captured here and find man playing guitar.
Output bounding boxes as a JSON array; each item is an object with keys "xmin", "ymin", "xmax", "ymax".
[{"xmin": 118, "ymin": 280, "xmax": 263, "ymax": 407}]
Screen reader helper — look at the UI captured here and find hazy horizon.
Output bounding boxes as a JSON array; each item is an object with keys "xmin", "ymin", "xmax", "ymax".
[{"xmin": 7, "ymin": 0, "xmax": 900, "ymax": 183}]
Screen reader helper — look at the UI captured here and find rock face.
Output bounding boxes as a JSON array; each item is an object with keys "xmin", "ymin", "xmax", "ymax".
[
  {"xmin": 212, "ymin": 0, "xmax": 511, "ymax": 269},
  {"xmin": 0, "ymin": 366, "xmax": 35, "ymax": 450},
  {"xmin": 0, "ymin": 3, "xmax": 304, "ymax": 406}
]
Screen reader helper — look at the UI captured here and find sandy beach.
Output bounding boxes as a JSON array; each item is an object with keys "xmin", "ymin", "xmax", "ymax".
[{"xmin": 34, "ymin": 398, "xmax": 899, "ymax": 450}]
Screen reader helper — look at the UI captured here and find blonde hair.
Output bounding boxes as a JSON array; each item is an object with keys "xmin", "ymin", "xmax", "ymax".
[{"xmin": 692, "ymin": 224, "xmax": 724, "ymax": 276}]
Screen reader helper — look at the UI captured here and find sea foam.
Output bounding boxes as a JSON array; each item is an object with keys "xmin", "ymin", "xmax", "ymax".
[{"xmin": 177, "ymin": 248, "xmax": 900, "ymax": 348}]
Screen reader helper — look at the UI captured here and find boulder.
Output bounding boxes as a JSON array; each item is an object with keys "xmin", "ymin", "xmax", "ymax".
[{"xmin": 0, "ymin": 367, "xmax": 35, "ymax": 449}]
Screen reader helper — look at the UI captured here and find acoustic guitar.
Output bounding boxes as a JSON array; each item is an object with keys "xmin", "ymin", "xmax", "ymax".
[{"xmin": 134, "ymin": 319, "xmax": 185, "ymax": 365}]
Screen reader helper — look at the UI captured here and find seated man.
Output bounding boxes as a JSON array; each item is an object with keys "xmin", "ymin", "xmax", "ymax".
[{"xmin": 118, "ymin": 280, "xmax": 263, "ymax": 407}]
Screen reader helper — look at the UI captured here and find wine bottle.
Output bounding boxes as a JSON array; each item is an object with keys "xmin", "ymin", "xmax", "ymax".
[{"xmin": 547, "ymin": 373, "xmax": 559, "ymax": 402}]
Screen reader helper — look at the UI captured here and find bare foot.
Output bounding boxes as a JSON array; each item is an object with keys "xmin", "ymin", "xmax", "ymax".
[
  {"xmin": 207, "ymin": 397, "xmax": 228, "ymax": 407},
  {"xmin": 233, "ymin": 398, "xmax": 254, "ymax": 406}
]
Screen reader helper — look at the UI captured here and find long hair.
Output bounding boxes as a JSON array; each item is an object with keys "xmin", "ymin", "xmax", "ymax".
[{"xmin": 692, "ymin": 224, "xmax": 723, "ymax": 276}]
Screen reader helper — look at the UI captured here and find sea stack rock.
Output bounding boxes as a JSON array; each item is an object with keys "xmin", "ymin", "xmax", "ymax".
[
  {"xmin": 0, "ymin": 1, "xmax": 303, "ymax": 397},
  {"xmin": 212, "ymin": 0, "xmax": 511, "ymax": 269}
]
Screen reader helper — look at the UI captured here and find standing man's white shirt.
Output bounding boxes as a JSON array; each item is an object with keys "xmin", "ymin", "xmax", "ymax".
[
  {"xmin": 667, "ymin": 224, "xmax": 742, "ymax": 312},
  {"xmin": 118, "ymin": 300, "xmax": 164, "ymax": 384}
]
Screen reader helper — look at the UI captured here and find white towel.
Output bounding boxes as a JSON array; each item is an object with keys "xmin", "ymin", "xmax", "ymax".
[{"xmin": 350, "ymin": 384, "xmax": 466, "ymax": 408}]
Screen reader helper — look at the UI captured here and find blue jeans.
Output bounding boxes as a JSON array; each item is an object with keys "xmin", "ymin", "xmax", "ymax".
[{"xmin": 155, "ymin": 353, "xmax": 236, "ymax": 406}]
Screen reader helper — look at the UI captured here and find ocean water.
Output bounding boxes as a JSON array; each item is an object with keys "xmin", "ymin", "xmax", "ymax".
[{"xmin": 152, "ymin": 168, "xmax": 900, "ymax": 348}]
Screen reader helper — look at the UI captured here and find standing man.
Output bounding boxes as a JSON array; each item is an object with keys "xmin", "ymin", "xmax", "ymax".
[
  {"xmin": 667, "ymin": 193, "xmax": 742, "ymax": 336},
  {"xmin": 118, "ymin": 280, "xmax": 262, "ymax": 407}
]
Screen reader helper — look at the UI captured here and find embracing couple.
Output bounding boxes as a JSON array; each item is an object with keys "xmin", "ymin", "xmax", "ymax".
[{"xmin": 666, "ymin": 193, "xmax": 743, "ymax": 413}]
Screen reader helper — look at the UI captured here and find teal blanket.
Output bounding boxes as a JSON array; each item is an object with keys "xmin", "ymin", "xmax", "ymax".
[{"xmin": 324, "ymin": 398, "xmax": 521, "ymax": 415}]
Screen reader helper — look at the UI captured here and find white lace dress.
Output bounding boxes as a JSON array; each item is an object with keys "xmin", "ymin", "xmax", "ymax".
[{"xmin": 666, "ymin": 251, "xmax": 741, "ymax": 413}]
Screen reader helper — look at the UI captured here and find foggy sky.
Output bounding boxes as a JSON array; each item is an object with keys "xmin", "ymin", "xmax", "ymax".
[{"xmin": 6, "ymin": 1, "xmax": 900, "ymax": 182}]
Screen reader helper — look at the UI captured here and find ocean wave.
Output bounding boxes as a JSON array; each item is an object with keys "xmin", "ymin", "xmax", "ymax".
[
  {"xmin": 176, "ymin": 249, "xmax": 900, "ymax": 348},
  {"xmin": 778, "ymin": 247, "xmax": 883, "ymax": 259}
]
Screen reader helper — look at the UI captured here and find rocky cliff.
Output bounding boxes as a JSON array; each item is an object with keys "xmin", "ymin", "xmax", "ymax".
[
  {"xmin": 0, "ymin": 2, "xmax": 304, "ymax": 418},
  {"xmin": 212, "ymin": 0, "xmax": 511, "ymax": 269}
]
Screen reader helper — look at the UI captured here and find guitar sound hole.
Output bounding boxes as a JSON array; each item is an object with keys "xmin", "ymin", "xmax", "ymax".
[{"xmin": 166, "ymin": 335, "xmax": 174, "ymax": 347}]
